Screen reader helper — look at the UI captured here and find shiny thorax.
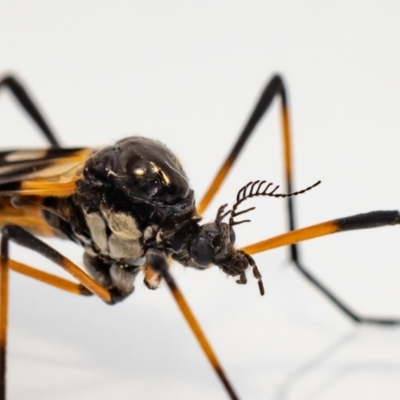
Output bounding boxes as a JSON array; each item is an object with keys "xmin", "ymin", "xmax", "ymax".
[{"xmin": 39, "ymin": 137, "xmax": 252, "ymax": 302}]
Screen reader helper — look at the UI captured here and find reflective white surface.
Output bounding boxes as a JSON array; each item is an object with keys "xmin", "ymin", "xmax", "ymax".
[{"xmin": 1, "ymin": 2, "xmax": 400, "ymax": 399}]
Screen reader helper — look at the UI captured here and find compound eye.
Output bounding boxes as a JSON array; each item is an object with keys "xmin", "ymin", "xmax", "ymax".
[
  {"xmin": 229, "ymin": 227, "xmax": 236, "ymax": 244},
  {"xmin": 191, "ymin": 236, "xmax": 214, "ymax": 267}
]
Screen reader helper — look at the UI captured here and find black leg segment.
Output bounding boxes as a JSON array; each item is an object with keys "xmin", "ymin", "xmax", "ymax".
[{"xmin": 0, "ymin": 75, "xmax": 60, "ymax": 147}]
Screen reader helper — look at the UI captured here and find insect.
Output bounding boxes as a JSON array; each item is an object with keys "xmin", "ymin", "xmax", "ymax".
[{"xmin": 0, "ymin": 74, "xmax": 400, "ymax": 400}]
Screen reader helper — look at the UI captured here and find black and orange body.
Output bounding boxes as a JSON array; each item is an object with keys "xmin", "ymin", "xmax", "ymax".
[{"xmin": 0, "ymin": 73, "xmax": 400, "ymax": 400}]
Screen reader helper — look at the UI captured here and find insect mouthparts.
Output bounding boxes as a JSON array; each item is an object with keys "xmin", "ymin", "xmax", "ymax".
[{"xmin": 200, "ymin": 179, "xmax": 321, "ymax": 295}]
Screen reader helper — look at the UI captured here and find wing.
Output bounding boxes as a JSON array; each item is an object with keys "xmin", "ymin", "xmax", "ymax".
[
  {"xmin": 0, "ymin": 147, "xmax": 94, "ymax": 196},
  {"xmin": 0, "ymin": 147, "xmax": 95, "ymax": 236}
]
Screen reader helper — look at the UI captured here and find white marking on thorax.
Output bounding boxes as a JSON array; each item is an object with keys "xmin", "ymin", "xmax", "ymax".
[
  {"xmin": 108, "ymin": 233, "xmax": 143, "ymax": 260},
  {"xmin": 143, "ymin": 225, "xmax": 158, "ymax": 240},
  {"xmin": 84, "ymin": 210, "xmax": 109, "ymax": 254},
  {"xmin": 84, "ymin": 206, "xmax": 144, "ymax": 262},
  {"xmin": 100, "ymin": 205, "xmax": 142, "ymax": 240}
]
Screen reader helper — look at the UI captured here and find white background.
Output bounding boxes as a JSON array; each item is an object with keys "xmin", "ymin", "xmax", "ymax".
[{"xmin": 1, "ymin": 2, "xmax": 400, "ymax": 399}]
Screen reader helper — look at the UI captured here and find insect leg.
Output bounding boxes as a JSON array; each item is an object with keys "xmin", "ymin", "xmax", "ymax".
[
  {"xmin": 0, "ymin": 233, "xmax": 9, "ymax": 400},
  {"xmin": 1, "ymin": 224, "xmax": 112, "ymax": 301},
  {"xmin": 198, "ymin": 74, "xmax": 290, "ymax": 214},
  {"xmin": 0, "ymin": 75, "xmax": 60, "ymax": 147},
  {"xmin": 0, "ymin": 228, "xmax": 240, "ymax": 400},
  {"xmin": 0, "ymin": 225, "xmax": 111, "ymax": 399},
  {"xmin": 199, "ymin": 75, "xmax": 392, "ymax": 323},
  {"xmin": 0, "ymin": 224, "xmax": 114, "ymax": 400},
  {"xmin": 147, "ymin": 251, "xmax": 239, "ymax": 400},
  {"xmin": 9, "ymin": 259, "xmax": 93, "ymax": 296},
  {"xmin": 0, "ymin": 265, "xmax": 92, "ymax": 399},
  {"xmin": 242, "ymin": 210, "xmax": 400, "ymax": 325}
]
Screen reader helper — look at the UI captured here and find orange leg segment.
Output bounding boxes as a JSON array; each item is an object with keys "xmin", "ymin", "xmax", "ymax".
[
  {"xmin": 242, "ymin": 211, "xmax": 400, "ymax": 256},
  {"xmin": 0, "ymin": 261, "xmax": 92, "ymax": 400},
  {"xmin": 198, "ymin": 75, "xmax": 292, "ymax": 215},
  {"xmin": 0, "ymin": 224, "xmax": 113, "ymax": 400},
  {"xmin": 197, "ymin": 75, "xmax": 400, "ymax": 324},
  {"xmin": 243, "ymin": 220, "xmax": 337, "ymax": 255},
  {"xmin": 0, "ymin": 225, "xmax": 241, "ymax": 400},
  {"xmin": 241, "ymin": 210, "xmax": 400, "ymax": 325},
  {"xmin": 9, "ymin": 260, "xmax": 92, "ymax": 296},
  {"xmin": 146, "ymin": 252, "xmax": 239, "ymax": 400}
]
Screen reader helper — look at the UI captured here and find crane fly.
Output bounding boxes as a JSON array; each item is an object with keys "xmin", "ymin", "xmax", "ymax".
[{"xmin": 0, "ymin": 74, "xmax": 399, "ymax": 400}]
